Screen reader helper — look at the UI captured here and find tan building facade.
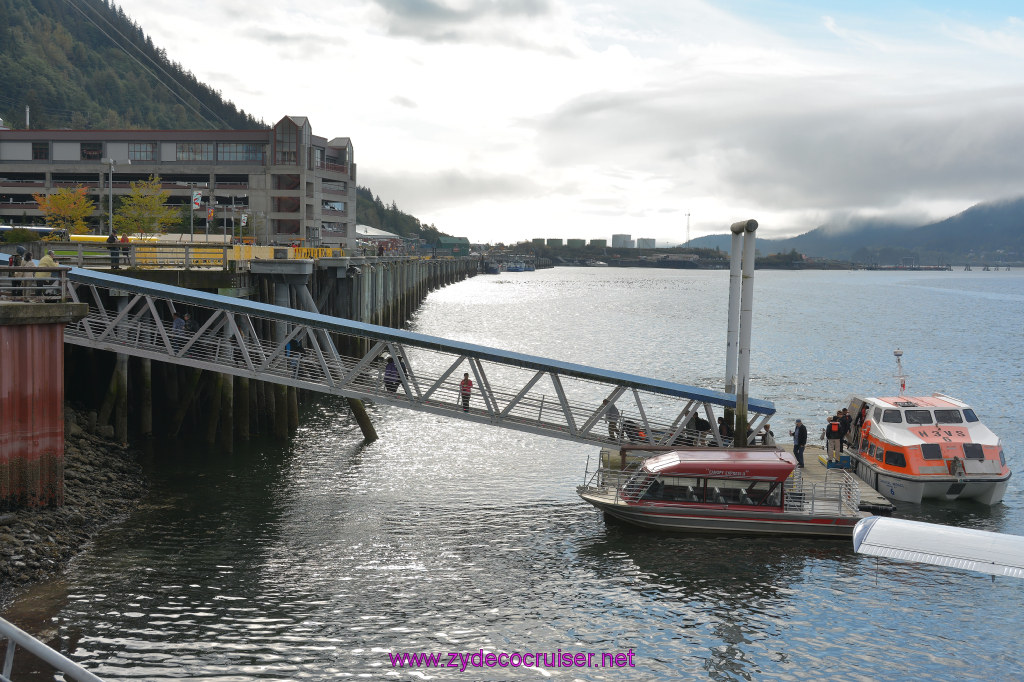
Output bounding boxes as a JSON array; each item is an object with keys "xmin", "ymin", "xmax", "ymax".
[{"xmin": 0, "ymin": 115, "xmax": 356, "ymax": 247}]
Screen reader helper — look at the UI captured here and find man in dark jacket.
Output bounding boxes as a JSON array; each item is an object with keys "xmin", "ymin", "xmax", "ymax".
[
  {"xmin": 838, "ymin": 408, "xmax": 852, "ymax": 452},
  {"xmin": 790, "ymin": 419, "xmax": 807, "ymax": 467}
]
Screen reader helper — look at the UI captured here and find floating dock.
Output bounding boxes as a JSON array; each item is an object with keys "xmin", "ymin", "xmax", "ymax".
[
  {"xmin": 596, "ymin": 444, "xmax": 896, "ymax": 516},
  {"xmin": 785, "ymin": 443, "xmax": 895, "ymax": 514}
]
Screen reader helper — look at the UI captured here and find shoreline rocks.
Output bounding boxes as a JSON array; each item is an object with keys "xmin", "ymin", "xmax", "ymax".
[{"xmin": 0, "ymin": 408, "xmax": 147, "ymax": 609}]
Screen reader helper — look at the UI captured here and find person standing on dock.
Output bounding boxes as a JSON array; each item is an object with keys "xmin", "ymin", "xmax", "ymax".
[
  {"xmin": 839, "ymin": 408, "xmax": 852, "ymax": 452},
  {"xmin": 459, "ymin": 372, "xmax": 473, "ymax": 412},
  {"xmin": 107, "ymin": 231, "xmax": 119, "ymax": 269},
  {"xmin": 790, "ymin": 419, "xmax": 807, "ymax": 467},
  {"xmin": 603, "ymin": 399, "xmax": 620, "ymax": 440},
  {"xmin": 823, "ymin": 415, "xmax": 842, "ymax": 461}
]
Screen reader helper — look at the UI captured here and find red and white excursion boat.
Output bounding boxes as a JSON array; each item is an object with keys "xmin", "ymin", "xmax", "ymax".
[
  {"xmin": 577, "ymin": 447, "xmax": 869, "ymax": 537},
  {"xmin": 843, "ymin": 351, "xmax": 1011, "ymax": 505}
]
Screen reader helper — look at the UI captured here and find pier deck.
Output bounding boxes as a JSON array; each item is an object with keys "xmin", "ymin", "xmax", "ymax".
[{"xmin": 783, "ymin": 443, "xmax": 894, "ymax": 514}]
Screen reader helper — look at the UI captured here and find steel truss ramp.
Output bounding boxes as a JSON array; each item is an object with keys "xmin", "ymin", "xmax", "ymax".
[{"xmin": 63, "ymin": 269, "xmax": 775, "ymax": 448}]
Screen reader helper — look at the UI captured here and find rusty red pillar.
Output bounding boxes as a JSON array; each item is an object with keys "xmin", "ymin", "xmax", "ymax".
[{"xmin": 0, "ymin": 302, "xmax": 88, "ymax": 510}]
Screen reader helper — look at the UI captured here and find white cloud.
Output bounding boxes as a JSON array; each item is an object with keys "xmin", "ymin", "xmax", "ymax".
[{"xmin": 115, "ymin": 0, "xmax": 1024, "ymax": 243}]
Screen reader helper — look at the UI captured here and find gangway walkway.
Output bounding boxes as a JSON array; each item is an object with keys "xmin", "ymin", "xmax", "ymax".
[{"xmin": 63, "ymin": 267, "xmax": 776, "ymax": 448}]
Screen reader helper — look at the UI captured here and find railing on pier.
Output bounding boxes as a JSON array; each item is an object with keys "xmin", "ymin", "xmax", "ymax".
[
  {"xmin": 0, "ymin": 264, "xmax": 70, "ymax": 302},
  {"xmin": 54, "ymin": 243, "xmax": 234, "ymax": 270},
  {"xmin": 57, "ymin": 266, "xmax": 776, "ymax": 449},
  {"xmin": 49, "ymin": 243, "xmax": 347, "ymax": 271},
  {"xmin": 0, "ymin": 616, "xmax": 105, "ymax": 682}
]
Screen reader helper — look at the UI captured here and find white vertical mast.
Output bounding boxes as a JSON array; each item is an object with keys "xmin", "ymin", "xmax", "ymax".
[{"xmin": 894, "ymin": 348, "xmax": 908, "ymax": 396}]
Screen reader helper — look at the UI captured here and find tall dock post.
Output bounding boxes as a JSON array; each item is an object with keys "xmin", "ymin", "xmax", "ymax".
[
  {"xmin": 0, "ymin": 302, "xmax": 88, "ymax": 509},
  {"xmin": 723, "ymin": 222, "xmax": 745, "ymax": 432},
  {"xmin": 735, "ymin": 219, "xmax": 758, "ymax": 443}
]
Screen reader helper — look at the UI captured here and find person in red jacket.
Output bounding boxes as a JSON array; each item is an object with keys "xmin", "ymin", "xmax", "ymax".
[{"xmin": 459, "ymin": 373, "xmax": 473, "ymax": 412}]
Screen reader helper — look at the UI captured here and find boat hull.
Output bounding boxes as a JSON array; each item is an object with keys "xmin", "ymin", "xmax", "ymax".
[
  {"xmin": 852, "ymin": 456, "xmax": 1010, "ymax": 505},
  {"xmin": 579, "ymin": 490, "xmax": 862, "ymax": 537}
]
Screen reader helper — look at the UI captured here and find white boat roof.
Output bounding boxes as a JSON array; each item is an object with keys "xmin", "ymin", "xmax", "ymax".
[
  {"xmin": 858, "ymin": 394, "xmax": 999, "ymax": 447},
  {"xmin": 867, "ymin": 394, "xmax": 971, "ymax": 409},
  {"xmin": 853, "ymin": 517, "xmax": 1024, "ymax": 579}
]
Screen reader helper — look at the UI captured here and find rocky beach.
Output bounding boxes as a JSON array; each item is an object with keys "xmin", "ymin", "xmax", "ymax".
[{"xmin": 0, "ymin": 407, "xmax": 147, "ymax": 609}]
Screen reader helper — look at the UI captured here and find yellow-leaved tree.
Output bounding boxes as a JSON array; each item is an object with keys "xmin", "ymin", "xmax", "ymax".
[
  {"xmin": 33, "ymin": 186, "xmax": 95, "ymax": 235},
  {"xmin": 114, "ymin": 175, "xmax": 180, "ymax": 234}
]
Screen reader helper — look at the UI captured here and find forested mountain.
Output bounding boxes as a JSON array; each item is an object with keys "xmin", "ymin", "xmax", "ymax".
[
  {"xmin": 688, "ymin": 197, "xmax": 1024, "ymax": 264},
  {"xmin": 1, "ymin": 0, "xmax": 452, "ymax": 241},
  {"xmin": 0, "ymin": 0, "xmax": 262, "ymax": 130},
  {"xmin": 355, "ymin": 186, "xmax": 448, "ymax": 242}
]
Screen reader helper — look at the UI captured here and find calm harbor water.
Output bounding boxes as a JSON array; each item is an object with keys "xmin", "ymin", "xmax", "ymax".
[{"xmin": 5, "ymin": 267, "xmax": 1024, "ymax": 680}]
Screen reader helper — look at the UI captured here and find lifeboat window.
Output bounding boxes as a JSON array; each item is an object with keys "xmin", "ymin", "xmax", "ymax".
[
  {"xmin": 881, "ymin": 410, "xmax": 903, "ymax": 423},
  {"xmin": 963, "ymin": 409, "xmax": 980, "ymax": 423},
  {"xmin": 904, "ymin": 410, "xmax": 932, "ymax": 424},
  {"xmin": 873, "ymin": 407, "xmax": 883, "ymax": 422},
  {"xmin": 934, "ymin": 409, "xmax": 963, "ymax": 424},
  {"xmin": 963, "ymin": 443, "xmax": 984, "ymax": 460},
  {"xmin": 921, "ymin": 443, "xmax": 943, "ymax": 460},
  {"xmin": 999, "ymin": 449, "xmax": 1006, "ymax": 466},
  {"xmin": 884, "ymin": 450, "xmax": 907, "ymax": 467}
]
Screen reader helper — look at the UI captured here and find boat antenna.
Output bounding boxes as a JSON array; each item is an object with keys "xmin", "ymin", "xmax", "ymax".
[{"xmin": 894, "ymin": 348, "xmax": 908, "ymax": 396}]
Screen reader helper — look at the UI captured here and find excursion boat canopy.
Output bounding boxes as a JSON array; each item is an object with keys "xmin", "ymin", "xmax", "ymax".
[{"xmin": 644, "ymin": 449, "xmax": 795, "ymax": 482}]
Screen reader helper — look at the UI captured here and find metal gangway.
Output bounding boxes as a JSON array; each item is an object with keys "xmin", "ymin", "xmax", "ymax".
[{"xmin": 61, "ymin": 267, "xmax": 776, "ymax": 448}]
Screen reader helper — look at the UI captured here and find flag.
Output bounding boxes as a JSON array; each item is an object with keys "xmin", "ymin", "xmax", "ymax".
[
  {"xmin": 192, "ymin": 190, "xmax": 202, "ymax": 209},
  {"xmin": 241, "ymin": 214, "xmax": 248, "ymax": 227},
  {"xmin": 207, "ymin": 207, "xmax": 214, "ymax": 220}
]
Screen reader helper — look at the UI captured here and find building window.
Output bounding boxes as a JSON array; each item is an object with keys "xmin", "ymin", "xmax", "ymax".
[
  {"xmin": 176, "ymin": 143, "xmax": 215, "ymax": 161},
  {"xmin": 129, "ymin": 142, "xmax": 156, "ymax": 161},
  {"xmin": 80, "ymin": 142, "xmax": 103, "ymax": 161},
  {"xmin": 275, "ymin": 120, "xmax": 298, "ymax": 165},
  {"xmin": 219, "ymin": 143, "xmax": 266, "ymax": 162},
  {"xmin": 32, "ymin": 142, "xmax": 49, "ymax": 160}
]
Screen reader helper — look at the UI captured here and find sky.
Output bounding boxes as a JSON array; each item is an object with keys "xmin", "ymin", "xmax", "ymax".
[{"xmin": 114, "ymin": 0, "xmax": 1024, "ymax": 245}]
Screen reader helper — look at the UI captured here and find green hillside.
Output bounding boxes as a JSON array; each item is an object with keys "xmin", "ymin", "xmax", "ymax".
[
  {"xmin": 0, "ymin": 0, "xmax": 451, "ymax": 241},
  {"xmin": 0, "ymin": 0, "xmax": 261, "ymax": 130}
]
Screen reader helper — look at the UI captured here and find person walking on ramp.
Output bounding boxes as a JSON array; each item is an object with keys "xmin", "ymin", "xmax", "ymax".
[{"xmin": 459, "ymin": 372, "xmax": 473, "ymax": 412}]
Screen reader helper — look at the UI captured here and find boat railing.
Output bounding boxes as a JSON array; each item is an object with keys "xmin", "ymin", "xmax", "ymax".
[
  {"xmin": 580, "ymin": 463, "xmax": 649, "ymax": 503},
  {"xmin": 0, "ymin": 616, "xmax": 105, "ymax": 681},
  {"xmin": 785, "ymin": 469, "xmax": 861, "ymax": 516}
]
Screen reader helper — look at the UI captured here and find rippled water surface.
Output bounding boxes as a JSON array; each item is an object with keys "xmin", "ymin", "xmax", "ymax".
[{"xmin": 5, "ymin": 268, "xmax": 1024, "ymax": 680}]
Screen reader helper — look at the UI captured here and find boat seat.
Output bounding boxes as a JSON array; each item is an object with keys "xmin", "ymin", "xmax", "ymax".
[{"xmin": 740, "ymin": 494, "xmax": 754, "ymax": 505}]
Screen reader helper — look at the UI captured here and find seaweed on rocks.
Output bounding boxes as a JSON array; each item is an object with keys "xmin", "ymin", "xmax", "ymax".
[{"xmin": 0, "ymin": 407, "xmax": 147, "ymax": 608}]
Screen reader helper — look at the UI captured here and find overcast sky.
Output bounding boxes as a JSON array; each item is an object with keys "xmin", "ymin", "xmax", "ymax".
[{"xmin": 115, "ymin": 0, "xmax": 1024, "ymax": 245}]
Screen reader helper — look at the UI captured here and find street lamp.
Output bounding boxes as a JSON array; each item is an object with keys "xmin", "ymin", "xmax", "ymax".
[
  {"xmin": 101, "ymin": 158, "xmax": 116, "ymax": 235},
  {"xmin": 101, "ymin": 158, "xmax": 130, "ymax": 235}
]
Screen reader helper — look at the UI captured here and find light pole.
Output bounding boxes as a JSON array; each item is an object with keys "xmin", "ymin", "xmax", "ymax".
[{"xmin": 101, "ymin": 158, "xmax": 116, "ymax": 234}]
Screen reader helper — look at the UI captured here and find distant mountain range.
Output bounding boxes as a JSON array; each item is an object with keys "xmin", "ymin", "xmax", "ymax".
[{"xmin": 684, "ymin": 197, "xmax": 1024, "ymax": 264}]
